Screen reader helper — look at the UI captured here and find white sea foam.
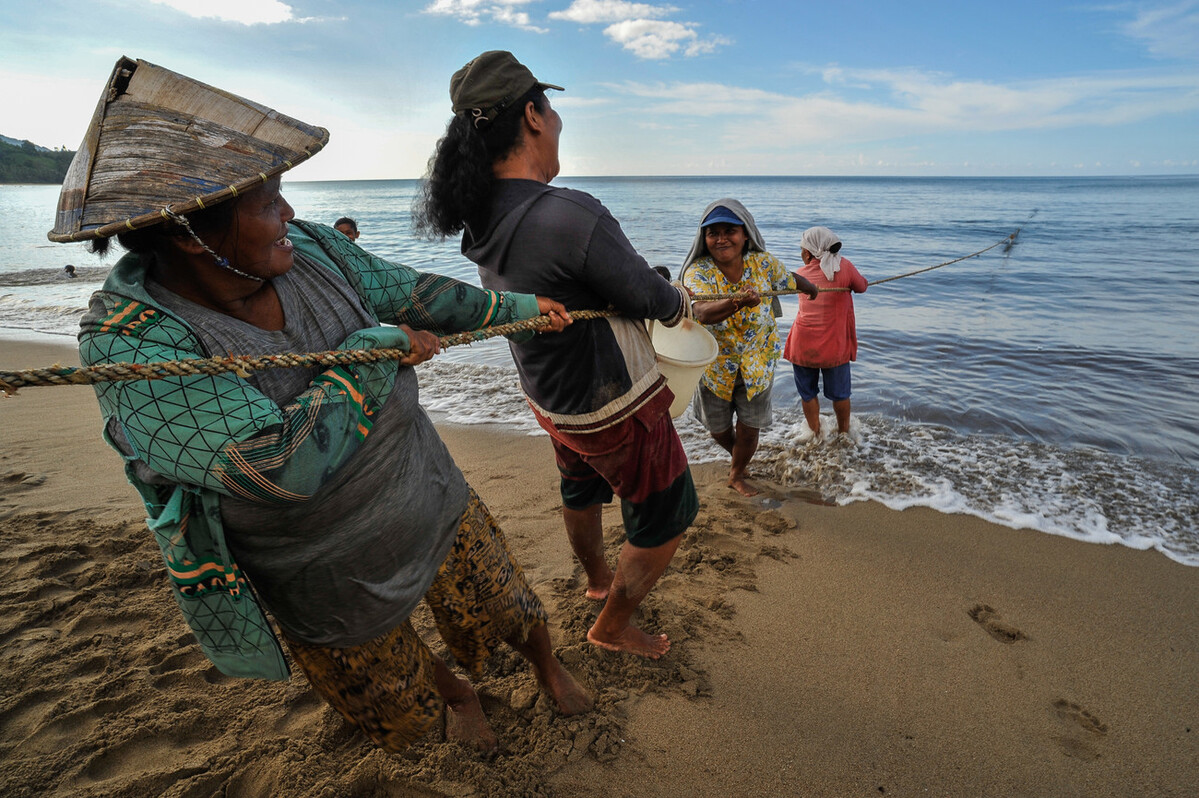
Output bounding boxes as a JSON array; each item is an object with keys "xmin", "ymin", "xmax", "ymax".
[{"xmin": 415, "ymin": 358, "xmax": 1199, "ymax": 567}]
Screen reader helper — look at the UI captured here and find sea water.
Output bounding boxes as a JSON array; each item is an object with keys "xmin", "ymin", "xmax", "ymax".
[{"xmin": 2, "ymin": 176, "xmax": 1196, "ymax": 564}]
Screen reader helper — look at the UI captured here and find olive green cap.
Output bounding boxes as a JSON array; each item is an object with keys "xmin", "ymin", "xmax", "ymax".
[{"xmin": 450, "ymin": 50, "xmax": 564, "ymax": 128}]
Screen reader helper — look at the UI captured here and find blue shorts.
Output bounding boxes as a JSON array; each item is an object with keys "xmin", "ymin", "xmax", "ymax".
[{"xmin": 792, "ymin": 363, "xmax": 852, "ymax": 402}]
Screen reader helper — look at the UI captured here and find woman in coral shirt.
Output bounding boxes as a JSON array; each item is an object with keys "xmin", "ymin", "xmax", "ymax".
[{"xmin": 783, "ymin": 227, "xmax": 868, "ymax": 438}]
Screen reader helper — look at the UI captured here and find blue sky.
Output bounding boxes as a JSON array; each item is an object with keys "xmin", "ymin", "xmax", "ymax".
[{"xmin": 2, "ymin": 1, "xmax": 1197, "ymax": 178}]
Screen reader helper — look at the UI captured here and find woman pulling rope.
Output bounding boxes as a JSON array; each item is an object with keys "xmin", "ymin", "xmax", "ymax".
[{"xmin": 35, "ymin": 54, "xmax": 592, "ymax": 757}]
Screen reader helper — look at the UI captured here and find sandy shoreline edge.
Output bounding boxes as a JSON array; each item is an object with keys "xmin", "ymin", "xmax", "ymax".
[{"xmin": 2, "ymin": 336, "xmax": 1196, "ymax": 797}]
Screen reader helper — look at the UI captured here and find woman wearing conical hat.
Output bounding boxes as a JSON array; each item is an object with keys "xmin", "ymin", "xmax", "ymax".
[{"xmin": 51, "ymin": 56, "xmax": 589, "ymax": 755}]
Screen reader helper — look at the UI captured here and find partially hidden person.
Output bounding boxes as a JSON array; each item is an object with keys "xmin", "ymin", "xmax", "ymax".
[
  {"xmin": 783, "ymin": 226, "xmax": 868, "ymax": 438},
  {"xmin": 680, "ymin": 200, "xmax": 818, "ymax": 496},
  {"xmin": 333, "ymin": 216, "xmax": 359, "ymax": 241},
  {"xmin": 413, "ymin": 50, "xmax": 698, "ymax": 660},
  {"xmin": 47, "ymin": 56, "xmax": 589, "ymax": 756}
]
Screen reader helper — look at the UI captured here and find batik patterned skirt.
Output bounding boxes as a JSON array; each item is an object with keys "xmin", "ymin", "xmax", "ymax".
[{"xmin": 283, "ymin": 488, "xmax": 547, "ymax": 751}]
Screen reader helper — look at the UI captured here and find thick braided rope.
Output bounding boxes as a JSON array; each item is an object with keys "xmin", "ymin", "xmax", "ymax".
[{"xmin": 0, "ymin": 309, "xmax": 618, "ymax": 394}]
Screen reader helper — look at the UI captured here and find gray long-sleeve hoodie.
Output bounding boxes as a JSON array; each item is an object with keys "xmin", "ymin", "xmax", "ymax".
[{"xmin": 463, "ymin": 179, "xmax": 688, "ymax": 431}]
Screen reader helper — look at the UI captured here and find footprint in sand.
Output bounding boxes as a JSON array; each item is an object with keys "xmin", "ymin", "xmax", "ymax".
[
  {"xmin": 1, "ymin": 471, "xmax": 47, "ymax": 490},
  {"xmin": 785, "ymin": 487, "xmax": 835, "ymax": 506},
  {"xmin": 967, "ymin": 603, "xmax": 1028, "ymax": 644},
  {"xmin": 1051, "ymin": 699, "xmax": 1108, "ymax": 760}
]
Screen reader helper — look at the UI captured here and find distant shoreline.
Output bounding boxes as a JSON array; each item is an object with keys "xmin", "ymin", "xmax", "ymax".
[
  {"xmin": 276, "ymin": 173, "xmax": 1199, "ymax": 184},
  {"xmin": 7, "ymin": 173, "xmax": 1198, "ymax": 188}
]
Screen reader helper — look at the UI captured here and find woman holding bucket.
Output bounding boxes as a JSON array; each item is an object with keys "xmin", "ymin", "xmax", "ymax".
[
  {"xmin": 681, "ymin": 199, "xmax": 819, "ymax": 497},
  {"xmin": 414, "ymin": 50, "xmax": 697, "ymax": 660}
]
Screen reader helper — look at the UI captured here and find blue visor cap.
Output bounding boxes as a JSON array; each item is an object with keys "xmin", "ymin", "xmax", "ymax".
[{"xmin": 701, "ymin": 206, "xmax": 744, "ymax": 227}]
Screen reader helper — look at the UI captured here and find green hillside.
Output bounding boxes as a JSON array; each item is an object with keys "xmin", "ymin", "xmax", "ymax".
[{"xmin": 0, "ymin": 136, "xmax": 75, "ymax": 184}]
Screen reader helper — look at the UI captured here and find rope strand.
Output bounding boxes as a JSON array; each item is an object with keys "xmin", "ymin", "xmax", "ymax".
[
  {"xmin": 693, "ymin": 226, "xmax": 1022, "ymax": 299},
  {"xmin": 0, "ymin": 309, "xmax": 618, "ymax": 394},
  {"xmin": 0, "ymin": 224, "xmax": 1025, "ymax": 395}
]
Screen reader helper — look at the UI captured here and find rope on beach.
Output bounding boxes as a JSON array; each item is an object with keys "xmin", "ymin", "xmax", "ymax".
[
  {"xmin": 0, "ymin": 223, "xmax": 1028, "ymax": 395},
  {"xmin": 0, "ymin": 309, "xmax": 620, "ymax": 395}
]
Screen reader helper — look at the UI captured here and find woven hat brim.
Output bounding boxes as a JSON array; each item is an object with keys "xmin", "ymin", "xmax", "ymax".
[{"xmin": 48, "ymin": 57, "xmax": 329, "ymax": 243}]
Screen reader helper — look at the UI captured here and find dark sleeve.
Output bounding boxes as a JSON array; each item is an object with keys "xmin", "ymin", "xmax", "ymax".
[{"xmin": 583, "ymin": 211, "xmax": 686, "ymax": 324}]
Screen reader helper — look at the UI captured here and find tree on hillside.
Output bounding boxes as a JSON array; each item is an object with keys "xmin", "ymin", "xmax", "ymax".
[{"xmin": 0, "ymin": 138, "xmax": 75, "ymax": 184}]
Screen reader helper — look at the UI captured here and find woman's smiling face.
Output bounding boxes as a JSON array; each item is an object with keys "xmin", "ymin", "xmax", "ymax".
[
  {"xmin": 704, "ymin": 223, "xmax": 747, "ymax": 269},
  {"xmin": 217, "ymin": 176, "xmax": 296, "ymax": 280}
]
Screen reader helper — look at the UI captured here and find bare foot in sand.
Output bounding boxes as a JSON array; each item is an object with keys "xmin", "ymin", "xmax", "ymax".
[
  {"xmin": 508, "ymin": 625, "xmax": 594, "ymax": 715},
  {"xmin": 584, "ymin": 580, "xmax": 610, "ymax": 601},
  {"xmin": 444, "ymin": 693, "xmax": 498, "ymax": 755},
  {"xmin": 586, "ymin": 623, "xmax": 671, "ymax": 659},
  {"xmin": 539, "ymin": 663, "xmax": 594, "ymax": 715},
  {"xmin": 729, "ymin": 474, "xmax": 759, "ymax": 497}
]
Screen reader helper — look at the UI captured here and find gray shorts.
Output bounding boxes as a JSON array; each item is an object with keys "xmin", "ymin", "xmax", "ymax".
[{"xmin": 692, "ymin": 372, "xmax": 774, "ymax": 434}]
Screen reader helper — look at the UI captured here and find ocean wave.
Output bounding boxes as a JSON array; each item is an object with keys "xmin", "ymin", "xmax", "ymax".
[
  {"xmin": 0, "ymin": 266, "xmax": 108, "ymax": 287},
  {"xmin": 0, "ymin": 293, "xmax": 89, "ymax": 337}
]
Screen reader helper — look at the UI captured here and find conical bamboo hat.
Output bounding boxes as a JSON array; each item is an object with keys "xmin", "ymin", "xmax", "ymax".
[{"xmin": 48, "ymin": 56, "xmax": 329, "ymax": 243}]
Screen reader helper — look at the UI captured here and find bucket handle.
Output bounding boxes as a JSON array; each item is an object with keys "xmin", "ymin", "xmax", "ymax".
[{"xmin": 646, "ymin": 281, "xmax": 695, "ymax": 339}]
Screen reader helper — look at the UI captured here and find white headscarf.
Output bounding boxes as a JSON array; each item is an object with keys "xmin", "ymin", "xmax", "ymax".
[{"xmin": 801, "ymin": 226, "xmax": 842, "ymax": 282}]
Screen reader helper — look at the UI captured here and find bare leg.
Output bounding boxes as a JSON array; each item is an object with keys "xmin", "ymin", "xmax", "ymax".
[
  {"xmin": 833, "ymin": 399, "xmax": 851, "ymax": 434},
  {"xmin": 711, "ymin": 427, "xmax": 735, "ymax": 455},
  {"xmin": 586, "ymin": 534, "xmax": 682, "ymax": 659},
  {"xmin": 432, "ymin": 653, "xmax": 497, "ymax": 754},
  {"xmin": 802, "ymin": 398, "xmax": 822, "ymax": 437},
  {"xmin": 728, "ymin": 421, "xmax": 760, "ymax": 497},
  {"xmin": 506, "ymin": 624, "xmax": 593, "ymax": 715},
  {"xmin": 563, "ymin": 504, "xmax": 613, "ymax": 600}
]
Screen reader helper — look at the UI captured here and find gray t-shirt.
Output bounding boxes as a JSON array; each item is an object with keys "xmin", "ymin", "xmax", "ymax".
[{"xmin": 145, "ymin": 253, "xmax": 467, "ymax": 646}]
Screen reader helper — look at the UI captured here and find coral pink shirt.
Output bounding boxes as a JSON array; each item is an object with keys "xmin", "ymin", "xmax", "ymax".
[{"xmin": 783, "ymin": 256, "xmax": 867, "ymax": 368}]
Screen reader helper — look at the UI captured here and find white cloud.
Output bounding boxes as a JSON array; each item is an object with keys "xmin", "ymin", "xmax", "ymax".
[
  {"xmin": 0, "ymin": 70, "xmax": 103, "ymax": 149},
  {"xmin": 423, "ymin": 0, "xmax": 548, "ymax": 32},
  {"xmin": 549, "ymin": 0, "xmax": 676, "ymax": 23},
  {"xmin": 147, "ymin": 0, "xmax": 308, "ymax": 25},
  {"xmin": 546, "ymin": 0, "xmax": 724, "ymax": 58},
  {"xmin": 1121, "ymin": 1, "xmax": 1199, "ymax": 59},
  {"xmin": 603, "ymin": 19, "xmax": 728, "ymax": 59},
  {"xmin": 423, "ymin": 0, "xmax": 723, "ymax": 57},
  {"xmin": 607, "ymin": 66, "xmax": 1199, "ymax": 152}
]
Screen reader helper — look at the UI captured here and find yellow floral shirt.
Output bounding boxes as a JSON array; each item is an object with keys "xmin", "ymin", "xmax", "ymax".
[{"xmin": 683, "ymin": 251, "xmax": 797, "ymax": 401}]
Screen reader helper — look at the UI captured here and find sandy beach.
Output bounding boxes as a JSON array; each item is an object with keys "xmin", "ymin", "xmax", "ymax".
[{"xmin": 1, "ymin": 336, "xmax": 1196, "ymax": 797}]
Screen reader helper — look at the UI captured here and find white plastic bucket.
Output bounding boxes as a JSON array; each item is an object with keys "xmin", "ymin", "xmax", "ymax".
[{"xmin": 648, "ymin": 318, "xmax": 719, "ymax": 418}]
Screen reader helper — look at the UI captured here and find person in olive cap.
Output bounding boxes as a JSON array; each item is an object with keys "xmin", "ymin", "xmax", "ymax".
[{"xmin": 414, "ymin": 51, "xmax": 698, "ymax": 660}]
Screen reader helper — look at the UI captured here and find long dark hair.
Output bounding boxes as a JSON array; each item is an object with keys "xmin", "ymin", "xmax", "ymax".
[{"xmin": 412, "ymin": 87, "xmax": 547, "ymax": 239}]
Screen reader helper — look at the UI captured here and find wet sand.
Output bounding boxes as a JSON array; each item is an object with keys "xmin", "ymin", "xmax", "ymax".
[{"xmin": 2, "ymin": 337, "xmax": 1196, "ymax": 797}]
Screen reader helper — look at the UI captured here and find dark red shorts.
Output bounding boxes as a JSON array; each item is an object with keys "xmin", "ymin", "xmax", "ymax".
[{"xmin": 532, "ymin": 389, "xmax": 697, "ymax": 548}]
